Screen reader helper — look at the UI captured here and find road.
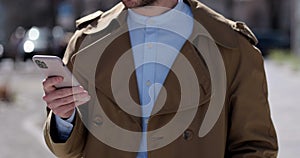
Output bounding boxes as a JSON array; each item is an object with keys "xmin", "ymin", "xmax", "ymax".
[
  {"xmin": 0, "ymin": 59, "xmax": 299, "ymax": 158},
  {"xmin": 265, "ymin": 60, "xmax": 300, "ymax": 157}
]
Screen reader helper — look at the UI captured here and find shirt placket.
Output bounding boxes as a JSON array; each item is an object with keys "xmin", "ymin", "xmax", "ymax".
[{"xmin": 139, "ymin": 19, "xmax": 157, "ymax": 157}]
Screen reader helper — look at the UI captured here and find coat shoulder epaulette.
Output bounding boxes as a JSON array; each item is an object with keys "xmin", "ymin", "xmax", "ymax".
[
  {"xmin": 75, "ymin": 10, "xmax": 103, "ymax": 29},
  {"xmin": 231, "ymin": 21, "xmax": 258, "ymax": 45}
]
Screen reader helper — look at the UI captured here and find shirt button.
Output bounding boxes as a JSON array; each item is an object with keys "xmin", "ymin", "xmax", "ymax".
[
  {"xmin": 64, "ymin": 124, "xmax": 71, "ymax": 128},
  {"xmin": 146, "ymin": 80, "xmax": 151, "ymax": 86},
  {"xmin": 148, "ymin": 19, "xmax": 155, "ymax": 25},
  {"xmin": 144, "ymin": 118, "xmax": 149, "ymax": 125},
  {"xmin": 147, "ymin": 43, "xmax": 153, "ymax": 49}
]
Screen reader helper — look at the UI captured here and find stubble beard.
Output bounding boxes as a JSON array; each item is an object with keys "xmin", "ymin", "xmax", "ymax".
[{"xmin": 122, "ymin": 0, "xmax": 158, "ymax": 8}]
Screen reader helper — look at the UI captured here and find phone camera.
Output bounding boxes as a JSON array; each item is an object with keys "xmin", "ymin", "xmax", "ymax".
[{"xmin": 35, "ymin": 60, "xmax": 48, "ymax": 69}]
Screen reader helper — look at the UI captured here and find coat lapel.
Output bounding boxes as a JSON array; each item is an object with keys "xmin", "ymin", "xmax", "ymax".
[
  {"xmin": 72, "ymin": 10, "xmax": 142, "ymax": 127},
  {"xmin": 151, "ymin": 37, "xmax": 212, "ymax": 117},
  {"xmin": 93, "ymin": 30, "xmax": 140, "ymax": 106}
]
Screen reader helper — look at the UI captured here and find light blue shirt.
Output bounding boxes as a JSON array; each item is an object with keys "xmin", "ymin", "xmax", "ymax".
[
  {"xmin": 55, "ymin": 1, "xmax": 193, "ymax": 157},
  {"xmin": 128, "ymin": 1, "xmax": 193, "ymax": 157}
]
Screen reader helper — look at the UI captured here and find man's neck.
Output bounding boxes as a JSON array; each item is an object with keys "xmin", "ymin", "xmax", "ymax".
[{"xmin": 132, "ymin": 0, "xmax": 178, "ymax": 16}]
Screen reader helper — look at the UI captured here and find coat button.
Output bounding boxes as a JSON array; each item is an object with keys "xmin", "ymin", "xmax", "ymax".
[
  {"xmin": 93, "ymin": 115, "xmax": 103, "ymax": 126},
  {"xmin": 183, "ymin": 129, "xmax": 194, "ymax": 140}
]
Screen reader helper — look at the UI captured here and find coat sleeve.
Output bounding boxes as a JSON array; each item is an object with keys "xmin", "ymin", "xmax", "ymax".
[
  {"xmin": 227, "ymin": 35, "xmax": 278, "ymax": 158},
  {"xmin": 44, "ymin": 110, "xmax": 87, "ymax": 158},
  {"xmin": 43, "ymin": 29, "xmax": 88, "ymax": 158}
]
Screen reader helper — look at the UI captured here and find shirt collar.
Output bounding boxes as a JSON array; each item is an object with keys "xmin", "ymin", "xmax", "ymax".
[
  {"xmin": 127, "ymin": 0, "xmax": 187, "ymax": 27},
  {"xmin": 127, "ymin": 0, "xmax": 193, "ymax": 39}
]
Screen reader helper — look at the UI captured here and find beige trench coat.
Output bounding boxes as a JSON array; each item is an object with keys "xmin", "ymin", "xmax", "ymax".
[{"xmin": 44, "ymin": 0, "xmax": 278, "ymax": 157}]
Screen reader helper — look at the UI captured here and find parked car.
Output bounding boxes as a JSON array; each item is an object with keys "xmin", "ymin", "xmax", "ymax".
[
  {"xmin": 254, "ymin": 29, "xmax": 290, "ymax": 56},
  {"xmin": 1, "ymin": 26, "xmax": 70, "ymax": 62},
  {"xmin": 2, "ymin": 26, "xmax": 26, "ymax": 61},
  {"xmin": 0, "ymin": 33, "xmax": 7, "ymax": 61},
  {"xmin": 0, "ymin": 43, "xmax": 4, "ymax": 60},
  {"xmin": 18, "ymin": 27, "xmax": 53, "ymax": 61}
]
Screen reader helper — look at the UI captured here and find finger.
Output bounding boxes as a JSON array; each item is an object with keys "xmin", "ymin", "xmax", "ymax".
[
  {"xmin": 48, "ymin": 91, "xmax": 90, "ymax": 109},
  {"xmin": 43, "ymin": 76, "xmax": 63, "ymax": 94},
  {"xmin": 43, "ymin": 86, "xmax": 85, "ymax": 102},
  {"xmin": 52, "ymin": 98, "xmax": 90, "ymax": 119},
  {"xmin": 53, "ymin": 104, "xmax": 76, "ymax": 119},
  {"xmin": 44, "ymin": 86, "xmax": 56, "ymax": 94},
  {"xmin": 62, "ymin": 109, "xmax": 76, "ymax": 119},
  {"xmin": 74, "ymin": 96, "xmax": 91, "ymax": 107}
]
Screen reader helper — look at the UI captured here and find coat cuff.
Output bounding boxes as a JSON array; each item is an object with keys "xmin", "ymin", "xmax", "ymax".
[{"xmin": 44, "ymin": 109, "xmax": 86, "ymax": 158}]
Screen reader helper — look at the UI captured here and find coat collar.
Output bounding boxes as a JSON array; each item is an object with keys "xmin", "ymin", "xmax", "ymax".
[{"xmin": 82, "ymin": 0, "xmax": 239, "ymax": 49}]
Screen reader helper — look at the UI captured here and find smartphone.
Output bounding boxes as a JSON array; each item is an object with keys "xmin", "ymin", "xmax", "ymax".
[{"xmin": 32, "ymin": 55, "xmax": 80, "ymax": 88}]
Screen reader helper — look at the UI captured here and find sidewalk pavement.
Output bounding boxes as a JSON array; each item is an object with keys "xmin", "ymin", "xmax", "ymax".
[{"xmin": 265, "ymin": 60, "xmax": 300, "ymax": 158}]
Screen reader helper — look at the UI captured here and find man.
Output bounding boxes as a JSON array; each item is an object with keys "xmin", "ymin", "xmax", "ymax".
[{"xmin": 42, "ymin": 0, "xmax": 278, "ymax": 157}]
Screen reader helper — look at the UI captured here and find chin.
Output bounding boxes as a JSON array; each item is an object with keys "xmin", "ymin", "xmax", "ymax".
[{"xmin": 122, "ymin": 0, "xmax": 140, "ymax": 8}]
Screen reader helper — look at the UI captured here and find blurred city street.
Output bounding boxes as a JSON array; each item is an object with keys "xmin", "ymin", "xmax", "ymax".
[
  {"xmin": 0, "ymin": 59, "xmax": 299, "ymax": 158},
  {"xmin": 0, "ymin": 60, "xmax": 55, "ymax": 158},
  {"xmin": 0, "ymin": 0, "xmax": 298, "ymax": 157}
]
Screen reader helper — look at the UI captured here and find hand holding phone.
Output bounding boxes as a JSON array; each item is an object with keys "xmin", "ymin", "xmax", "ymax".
[
  {"xmin": 32, "ymin": 55, "xmax": 80, "ymax": 88},
  {"xmin": 33, "ymin": 55, "xmax": 90, "ymax": 119}
]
